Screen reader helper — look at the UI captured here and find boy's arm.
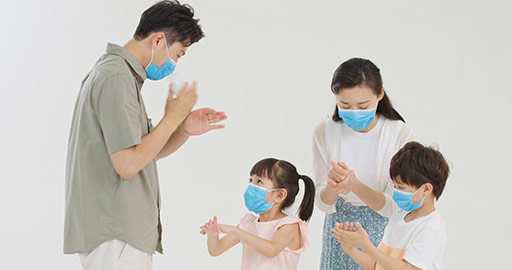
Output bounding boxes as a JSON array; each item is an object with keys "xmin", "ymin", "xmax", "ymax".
[
  {"xmin": 221, "ymin": 223, "xmax": 298, "ymax": 258},
  {"xmin": 344, "ymin": 247, "xmax": 377, "ymax": 269},
  {"xmin": 363, "ymin": 244, "xmax": 422, "ymax": 270}
]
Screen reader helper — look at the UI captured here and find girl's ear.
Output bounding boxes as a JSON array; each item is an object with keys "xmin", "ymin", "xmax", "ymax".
[{"xmin": 275, "ymin": 188, "xmax": 288, "ymax": 203}]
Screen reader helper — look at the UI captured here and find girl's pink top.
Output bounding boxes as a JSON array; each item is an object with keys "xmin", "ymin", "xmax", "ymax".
[{"xmin": 239, "ymin": 213, "xmax": 309, "ymax": 270}]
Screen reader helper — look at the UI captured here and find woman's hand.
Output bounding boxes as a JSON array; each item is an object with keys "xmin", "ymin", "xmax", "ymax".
[
  {"xmin": 200, "ymin": 216, "xmax": 221, "ymax": 236},
  {"xmin": 328, "ymin": 161, "xmax": 358, "ymax": 195},
  {"xmin": 332, "ymin": 222, "xmax": 372, "ymax": 250}
]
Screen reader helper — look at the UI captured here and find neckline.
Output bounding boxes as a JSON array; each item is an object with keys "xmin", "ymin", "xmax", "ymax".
[
  {"xmin": 401, "ymin": 210, "xmax": 437, "ymax": 224},
  {"xmin": 343, "ymin": 115, "xmax": 384, "ymax": 137}
]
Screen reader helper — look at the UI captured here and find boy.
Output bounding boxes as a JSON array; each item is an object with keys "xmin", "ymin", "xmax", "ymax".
[{"xmin": 332, "ymin": 141, "xmax": 450, "ymax": 270}]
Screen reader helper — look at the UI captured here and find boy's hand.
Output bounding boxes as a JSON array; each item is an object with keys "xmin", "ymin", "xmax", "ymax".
[
  {"xmin": 332, "ymin": 222, "xmax": 371, "ymax": 250},
  {"xmin": 200, "ymin": 216, "xmax": 221, "ymax": 236},
  {"xmin": 332, "ymin": 222, "xmax": 357, "ymax": 252}
]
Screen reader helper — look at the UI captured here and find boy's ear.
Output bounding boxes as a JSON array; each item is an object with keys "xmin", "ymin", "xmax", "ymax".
[{"xmin": 423, "ymin": 183, "xmax": 434, "ymax": 195}]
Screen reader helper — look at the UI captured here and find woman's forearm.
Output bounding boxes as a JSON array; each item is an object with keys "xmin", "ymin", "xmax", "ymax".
[
  {"xmin": 320, "ymin": 184, "xmax": 338, "ymax": 206},
  {"xmin": 352, "ymin": 179, "xmax": 386, "ymax": 212}
]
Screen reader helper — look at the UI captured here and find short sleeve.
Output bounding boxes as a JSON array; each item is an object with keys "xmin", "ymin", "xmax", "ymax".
[
  {"xmin": 403, "ymin": 226, "xmax": 446, "ymax": 269},
  {"xmin": 312, "ymin": 122, "xmax": 336, "ymax": 213},
  {"xmin": 278, "ymin": 218, "xmax": 309, "ymax": 254},
  {"xmin": 94, "ymin": 74, "xmax": 142, "ymax": 155},
  {"xmin": 239, "ymin": 213, "xmax": 257, "ymax": 231}
]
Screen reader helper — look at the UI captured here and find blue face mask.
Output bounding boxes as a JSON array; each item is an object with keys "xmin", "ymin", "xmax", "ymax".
[
  {"xmin": 145, "ymin": 41, "xmax": 176, "ymax": 81},
  {"xmin": 243, "ymin": 184, "xmax": 279, "ymax": 214},
  {"xmin": 393, "ymin": 186, "xmax": 425, "ymax": 212},
  {"xmin": 338, "ymin": 106, "xmax": 376, "ymax": 131}
]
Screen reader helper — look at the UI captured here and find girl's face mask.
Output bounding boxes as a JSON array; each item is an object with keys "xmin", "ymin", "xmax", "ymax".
[{"xmin": 243, "ymin": 184, "xmax": 279, "ymax": 214}]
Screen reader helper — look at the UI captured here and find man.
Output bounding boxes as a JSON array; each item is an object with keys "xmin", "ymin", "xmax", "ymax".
[{"xmin": 64, "ymin": 1, "xmax": 227, "ymax": 269}]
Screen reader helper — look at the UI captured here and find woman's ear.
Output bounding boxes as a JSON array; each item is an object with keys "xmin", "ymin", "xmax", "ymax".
[{"xmin": 378, "ymin": 88, "xmax": 385, "ymax": 101}]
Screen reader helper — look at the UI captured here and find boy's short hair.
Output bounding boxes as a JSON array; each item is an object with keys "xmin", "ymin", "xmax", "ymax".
[
  {"xmin": 134, "ymin": 0, "xmax": 204, "ymax": 46},
  {"xmin": 390, "ymin": 141, "xmax": 450, "ymax": 199}
]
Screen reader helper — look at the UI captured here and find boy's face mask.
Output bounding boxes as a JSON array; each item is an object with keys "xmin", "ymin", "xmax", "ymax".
[
  {"xmin": 392, "ymin": 185, "xmax": 425, "ymax": 212},
  {"xmin": 243, "ymin": 184, "xmax": 279, "ymax": 214}
]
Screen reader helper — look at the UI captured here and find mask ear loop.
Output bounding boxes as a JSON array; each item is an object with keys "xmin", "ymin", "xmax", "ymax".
[{"xmin": 412, "ymin": 184, "xmax": 427, "ymax": 203}]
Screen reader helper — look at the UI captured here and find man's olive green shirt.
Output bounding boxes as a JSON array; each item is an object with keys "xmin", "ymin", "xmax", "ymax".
[{"xmin": 64, "ymin": 43, "xmax": 162, "ymax": 255}]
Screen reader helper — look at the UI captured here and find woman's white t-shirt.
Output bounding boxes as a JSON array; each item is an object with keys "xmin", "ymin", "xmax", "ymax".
[{"xmin": 339, "ymin": 116, "xmax": 384, "ymax": 206}]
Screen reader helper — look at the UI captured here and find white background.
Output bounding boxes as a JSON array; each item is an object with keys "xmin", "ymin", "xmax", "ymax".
[{"xmin": 1, "ymin": 0, "xmax": 511, "ymax": 269}]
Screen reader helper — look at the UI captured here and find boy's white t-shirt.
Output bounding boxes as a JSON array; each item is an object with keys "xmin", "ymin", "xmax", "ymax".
[{"xmin": 378, "ymin": 210, "xmax": 447, "ymax": 270}]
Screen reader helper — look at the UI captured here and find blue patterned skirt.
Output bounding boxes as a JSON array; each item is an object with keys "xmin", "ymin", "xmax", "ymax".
[{"xmin": 320, "ymin": 197, "xmax": 388, "ymax": 270}]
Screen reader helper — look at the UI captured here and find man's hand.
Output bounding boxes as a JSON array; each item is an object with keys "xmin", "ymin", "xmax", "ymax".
[
  {"xmin": 183, "ymin": 108, "xmax": 227, "ymax": 136},
  {"xmin": 164, "ymin": 82, "xmax": 198, "ymax": 125}
]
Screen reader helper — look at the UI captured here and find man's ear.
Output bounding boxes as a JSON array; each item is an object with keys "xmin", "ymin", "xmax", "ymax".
[{"xmin": 149, "ymin": 32, "xmax": 166, "ymax": 49}]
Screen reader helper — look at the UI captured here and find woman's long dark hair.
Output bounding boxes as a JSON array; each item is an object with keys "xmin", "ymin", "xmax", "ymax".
[
  {"xmin": 330, "ymin": 58, "xmax": 405, "ymax": 123},
  {"xmin": 250, "ymin": 158, "xmax": 315, "ymax": 221}
]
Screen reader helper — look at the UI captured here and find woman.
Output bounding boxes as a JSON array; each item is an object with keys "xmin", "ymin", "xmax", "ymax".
[{"xmin": 313, "ymin": 58, "xmax": 413, "ymax": 270}]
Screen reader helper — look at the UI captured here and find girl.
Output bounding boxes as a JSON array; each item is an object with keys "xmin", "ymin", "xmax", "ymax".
[
  {"xmin": 200, "ymin": 158, "xmax": 315, "ymax": 270},
  {"xmin": 313, "ymin": 58, "xmax": 414, "ymax": 270}
]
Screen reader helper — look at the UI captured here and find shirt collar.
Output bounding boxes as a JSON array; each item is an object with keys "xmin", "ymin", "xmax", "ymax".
[{"xmin": 106, "ymin": 43, "xmax": 147, "ymax": 82}]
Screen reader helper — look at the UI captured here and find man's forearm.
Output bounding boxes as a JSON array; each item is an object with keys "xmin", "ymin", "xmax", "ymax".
[
  {"xmin": 156, "ymin": 124, "xmax": 190, "ymax": 160},
  {"xmin": 111, "ymin": 116, "xmax": 180, "ymax": 179}
]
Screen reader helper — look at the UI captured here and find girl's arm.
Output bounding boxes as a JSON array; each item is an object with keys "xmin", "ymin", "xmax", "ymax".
[
  {"xmin": 206, "ymin": 234, "xmax": 240, "ymax": 257},
  {"xmin": 220, "ymin": 223, "xmax": 299, "ymax": 258},
  {"xmin": 200, "ymin": 216, "xmax": 240, "ymax": 256}
]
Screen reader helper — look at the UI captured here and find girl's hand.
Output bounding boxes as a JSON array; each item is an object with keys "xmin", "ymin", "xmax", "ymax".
[
  {"xmin": 328, "ymin": 161, "xmax": 357, "ymax": 195},
  {"xmin": 200, "ymin": 216, "xmax": 221, "ymax": 236},
  {"xmin": 333, "ymin": 222, "xmax": 371, "ymax": 250},
  {"xmin": 218, "ymin": 224, "xmax": 238, "ymax": 235}
]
